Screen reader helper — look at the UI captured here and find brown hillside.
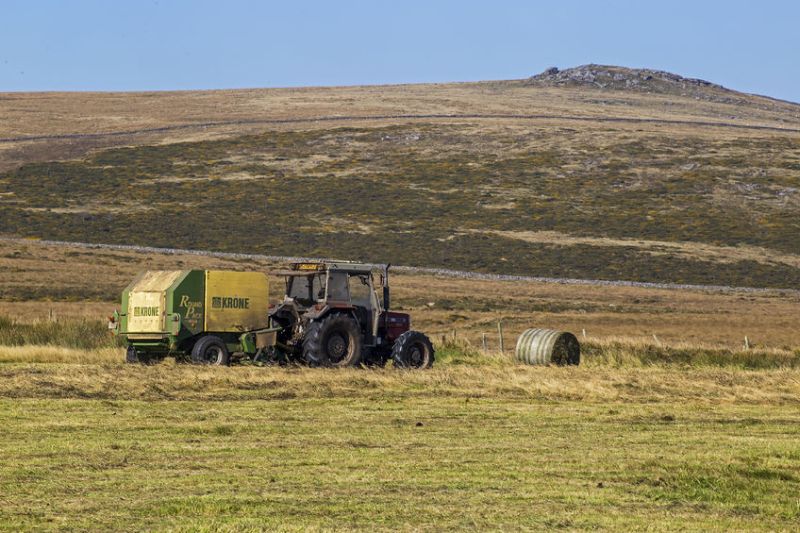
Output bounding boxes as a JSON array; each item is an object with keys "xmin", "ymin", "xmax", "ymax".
[{"xmin": 1, "ymin": 67, "xmax": 799, "ymax": 287}]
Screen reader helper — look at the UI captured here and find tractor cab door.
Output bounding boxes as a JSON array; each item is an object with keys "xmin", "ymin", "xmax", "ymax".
[
  {"xmin": 348, "ymin": 273, "xmax": 381, "ymax": 343},
  {"xmin": 325, "ymin": 272, "xmax": 350, "ymax": 303}
]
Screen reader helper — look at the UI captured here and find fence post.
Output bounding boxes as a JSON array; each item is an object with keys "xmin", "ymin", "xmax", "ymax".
[{"xmin": 497, "ymin": 321, "xmax": 505, "ymax": 353}]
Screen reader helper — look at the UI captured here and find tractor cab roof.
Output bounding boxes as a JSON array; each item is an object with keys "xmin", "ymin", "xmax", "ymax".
[{"xmin": 271, "ymin": 261, "xmax": 386, "ymax": 277}]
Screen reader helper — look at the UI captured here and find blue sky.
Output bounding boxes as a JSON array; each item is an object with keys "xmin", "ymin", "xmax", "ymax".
[{"xmin": 1, "ymin": 0, "xmax": 798, "ymax": 101}]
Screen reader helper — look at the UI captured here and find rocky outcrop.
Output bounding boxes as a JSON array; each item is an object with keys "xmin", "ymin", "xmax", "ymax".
[{"xmin": 527, "ymin": 64, "xmax": 737, "ymax": 103}]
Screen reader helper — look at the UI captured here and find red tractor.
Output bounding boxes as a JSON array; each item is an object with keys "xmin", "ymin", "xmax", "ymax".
[{"xmin": 269, "ymin": 262, "xmax": 434, "ymax": 368}]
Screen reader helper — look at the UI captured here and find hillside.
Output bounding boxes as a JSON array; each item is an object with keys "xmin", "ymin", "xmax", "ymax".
[{"xmin": 1, "ymin": 65, "xmax": 799, "ymax": 288}]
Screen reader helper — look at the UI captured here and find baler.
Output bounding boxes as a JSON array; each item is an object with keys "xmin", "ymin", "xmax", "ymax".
[{"xmin": 111, "ymin": 270, "xmax": 279, "ymax": 364}]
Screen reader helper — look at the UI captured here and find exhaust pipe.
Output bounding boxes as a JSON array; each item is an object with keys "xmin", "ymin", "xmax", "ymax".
[{"xmin": 383, "ymin": 264, "xmax": 391, "ymax": 311}]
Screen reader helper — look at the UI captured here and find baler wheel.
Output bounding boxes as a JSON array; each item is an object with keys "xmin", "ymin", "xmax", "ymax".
[
  {"xmin": 302, "ymin": 314, "xmax": 363, "ymax": 367},
  {"xmin": 125, "ymin": 346, "xmax": 138, "ymax": 364},
  {"xmin": 125, "ymin": 346, "xmax": 154, "ymax": 365},
  {"xmin": 392, "ymin": 331, "xmax": 435, "ymax": 369},
  {"xmin": 361, "ymin": 351, "xmax": 388, "ymax": 368},
  {"xmin": 191, "ymin": 335, "xmax": 230, "ymax": 366}
]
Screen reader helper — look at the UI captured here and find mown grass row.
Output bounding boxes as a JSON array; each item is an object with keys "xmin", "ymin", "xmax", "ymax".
[{"xmin": 1, "ymin": 316, "xmax": 798, "ymax": 369}]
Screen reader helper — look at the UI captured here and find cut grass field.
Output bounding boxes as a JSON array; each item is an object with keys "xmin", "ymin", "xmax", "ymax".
[
  {"xmin": 3, "ymin": 396, "xmax": 798, "ymax": 531},
  {"xmin": 1, "ymin": 355, "xmax": 799, "ymax": 530},
  {"xmin": 0, "ymin": 305, "xmax": 799, "ymax": 531}
]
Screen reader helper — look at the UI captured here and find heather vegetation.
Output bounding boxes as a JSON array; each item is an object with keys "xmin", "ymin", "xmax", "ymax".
[{"xmin": 1, "ymin": 124, "xmax": 799, "ymax": 287}]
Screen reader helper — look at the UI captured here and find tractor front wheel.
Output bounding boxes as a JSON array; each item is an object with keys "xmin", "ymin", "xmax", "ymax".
[
  {"xmin": 191, "ymin": 335, "xmax": 230, "ymax": 366},
  {"xmin": 392, "ymin": 331, "xmax": 435, "ymax": 369},
  {"xmin": 302, "ymin": 314, "xmax": 363, "ymax": 367}
]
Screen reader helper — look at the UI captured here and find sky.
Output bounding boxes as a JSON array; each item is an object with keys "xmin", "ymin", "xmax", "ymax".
[{"xmin": 1, "ymin": 0, "xmax": 798, "ymax": 102}]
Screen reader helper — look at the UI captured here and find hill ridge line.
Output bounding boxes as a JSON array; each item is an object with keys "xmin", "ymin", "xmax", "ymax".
[
  {"xmin": 1, "ymin": 113, "xmax": 799, "ymax": 144},
  {"xmin": 3, "ymin": 237, "xmax": 797, "ymax": 295}
]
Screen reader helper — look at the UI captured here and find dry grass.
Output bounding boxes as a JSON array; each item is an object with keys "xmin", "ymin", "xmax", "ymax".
[
  {"xmin": 474, "ymin": 229, "xmax": 800, "ymax": 268},
  {"xmin": 0, "ymin": 239, "xmax": 283, "ymax": 302},
  {"xmin": 1, "ymin": 80, "xmax": 797, "ymax": 143},
  {"xmin": 0, "ymin": 345, "xmax": 120, "ymax": 364},
  {"xmin": 0, "ymin": 357, "xmax": 798, "ymax": 405},
  {"xmin": 582, "ymin": 336, "xmax": 800, "ymax": 369},
  {"xmin": 1, "ymin": 307, "xmax": 797, "ymax": 405}
]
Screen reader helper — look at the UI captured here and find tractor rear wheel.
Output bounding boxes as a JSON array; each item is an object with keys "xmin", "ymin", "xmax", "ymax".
[
  {"xmin": 302, "ymin": 314, "xmax": 363, "ymax": 367},
  {"xmin": 392, "ymin": 331, "xmax": 435, "ymax": 369},
  {"xmin": 191, "ymin": 335, "xmax": 230, "ymax": 366}
]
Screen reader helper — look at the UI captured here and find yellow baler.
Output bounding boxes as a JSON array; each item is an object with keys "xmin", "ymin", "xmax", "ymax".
[{"xmin": 112, "ymin": 270, "xmax": 279, "ymax": 364}]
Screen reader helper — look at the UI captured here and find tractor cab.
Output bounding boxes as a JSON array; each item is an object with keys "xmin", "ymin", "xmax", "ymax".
[{"xmin": 272, "ymin": 261, "xmax": 386, "ymax": 343}]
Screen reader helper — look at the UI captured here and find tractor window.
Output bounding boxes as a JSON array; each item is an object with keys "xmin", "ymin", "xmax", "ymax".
[
  {"xmin": 326, "ymin": 272, "xmax": 350, "ymax": 302},
  {"xmin": 349, "ymin": 274, "xmax": 372, "ymax": 308},
  {"xmin": 287, "ymin": 273, "xmax": 326, "ymax": 304}
]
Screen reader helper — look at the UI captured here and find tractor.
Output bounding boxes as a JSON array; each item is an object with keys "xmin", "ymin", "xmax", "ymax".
[{"xmin": 269, "ymin": 261, "xmax": 434, "ymax": 368}]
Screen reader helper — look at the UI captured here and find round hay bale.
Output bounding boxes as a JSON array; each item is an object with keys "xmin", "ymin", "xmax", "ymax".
[{"xmin": 515, "ymin": 329, "xmax": 580, "ymax": 366}]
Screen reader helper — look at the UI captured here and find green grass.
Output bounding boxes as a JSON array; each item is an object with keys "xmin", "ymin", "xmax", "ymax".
[
  {"xmin": 1, "ymin": 125, "xmax": 799, "ymax": 287},
  {"xmin": 1, "ymin": 397, "xmax": 798, "ymax": 531}
]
